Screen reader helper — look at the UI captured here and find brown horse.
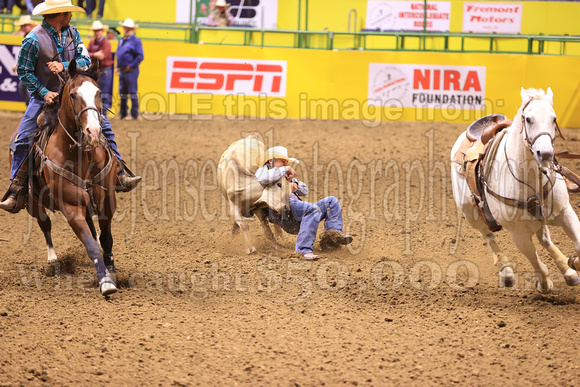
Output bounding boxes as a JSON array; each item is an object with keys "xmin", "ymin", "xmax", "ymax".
[{"xmin": 20, "ymin": 60, "xmax": 118, "ymax": 296}]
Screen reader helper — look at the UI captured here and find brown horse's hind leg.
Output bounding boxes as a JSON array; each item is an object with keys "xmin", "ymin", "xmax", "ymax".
[
  {"xmin": 62, "ymin": 203, "xmax": 116, "ymax": 296},
  {"xmin": 27, "ymin": 198, "xmax": 57, "ymax": 262}
]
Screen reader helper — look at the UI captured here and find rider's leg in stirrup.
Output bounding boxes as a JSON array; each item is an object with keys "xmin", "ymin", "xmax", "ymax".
[
  {"xmin": 0, "ymin": 97, "xmax": 44, "ymax": 212},
  {"xmin": 101, "ymin": 116, "xmax": 142, "ymax": 192}
]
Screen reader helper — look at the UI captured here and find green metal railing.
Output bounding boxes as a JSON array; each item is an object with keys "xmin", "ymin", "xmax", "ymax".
[
  {"xmin": 0, "ymin": 14, "xmax": 193, "ymax": 42},
  {"xmin": 195, "ymin": 26, "xmax": 579, "ymax": 55},
  {"xmin": 1, "ymin": 13, "xmax": 578, "ymax": 56}
]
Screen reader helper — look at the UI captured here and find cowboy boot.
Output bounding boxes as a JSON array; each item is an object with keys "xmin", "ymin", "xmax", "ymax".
[
  {"xmin": 116, "ymin": 158, "xmax": 141, "ymax": 193},
  {"xmin": 0, "ymin": 167, "xmax": 28, "ymax": 213}
]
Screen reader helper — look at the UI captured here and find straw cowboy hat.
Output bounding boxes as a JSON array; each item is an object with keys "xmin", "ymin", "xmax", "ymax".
[
  {"xmin": 256, "ymin": 146, "xmax": 299, "ymax": 167},
  {"xmin": 119, "ymin": 18, "xmax": 139, "ymax": 29},
  {"xmin": 91, "ymin": 20, "xmax": 109, "ymax": 31},
  {"xmin": 32, "ymin": 0, "xmax": 85, "ymax": 16},
  {"xmin": 215, "ymin": 0, "xmax": 230, "ymax": 7},
  {"xmin": 14, "ymin": 15, "xmax": 38, "ymax": 26}
]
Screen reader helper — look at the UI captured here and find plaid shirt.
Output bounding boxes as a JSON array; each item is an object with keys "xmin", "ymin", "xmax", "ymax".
[{"xmin": 17, "ymin": 20, "xmax": 91, "ymax": 99}]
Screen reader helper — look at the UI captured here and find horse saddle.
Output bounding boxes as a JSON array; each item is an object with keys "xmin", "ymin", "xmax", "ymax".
[{"xmin": 454, "ymin": 114, "xmax": 512, "ymax": 232}]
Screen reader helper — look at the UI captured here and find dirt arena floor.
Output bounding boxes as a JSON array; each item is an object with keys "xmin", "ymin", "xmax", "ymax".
[{"xmin": 1, "ymin": 110, "xmax": 580, "ymax": 385}]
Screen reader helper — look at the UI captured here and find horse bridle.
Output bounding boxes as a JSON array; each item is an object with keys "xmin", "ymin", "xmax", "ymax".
[
  {"xmin": 488, "ymin": 97, "xmax": 565, "ymax": 221},
  {"xmin": 521, "ymin": 98, "xmax": 564, "ymax": 151},
  {"xmin": 58, "ymin": 74, "xmax": 103, "ymax": 151}
]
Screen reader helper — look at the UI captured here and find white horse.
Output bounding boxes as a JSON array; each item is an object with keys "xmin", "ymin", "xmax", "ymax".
[{"xmin": 451, "ymin": 87, "xmax": 580, "ymax": 294}]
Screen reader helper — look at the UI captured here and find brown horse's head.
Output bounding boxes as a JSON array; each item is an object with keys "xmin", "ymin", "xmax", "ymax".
[{"xmin": 61, "ymin": 60, "xmax": 103, "ymax": 149}]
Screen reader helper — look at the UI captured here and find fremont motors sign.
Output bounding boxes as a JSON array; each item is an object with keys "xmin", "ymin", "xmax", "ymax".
[
  {"xmin": 368, "ymin": 63, "xmax": 486, "ymax": 110},
  {"xmin": 166, "ymin": 57, "xmax": 287, "ymax": 97},
  {"xmin": 463, "ymin": 2, "xmax": 523, "ymax": 33}
]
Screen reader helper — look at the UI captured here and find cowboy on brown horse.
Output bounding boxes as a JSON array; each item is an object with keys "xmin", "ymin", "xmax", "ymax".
[{"xmin": 0, "ymin": 0, "xmax": 140, "ymax": 213}]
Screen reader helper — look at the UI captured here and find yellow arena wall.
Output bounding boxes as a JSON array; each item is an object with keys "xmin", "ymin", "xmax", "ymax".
[
  {"xmin": 97, "ymin": 1, "xmax": 580, "ymax": 36},
  {"xmin": 1, "ymin": 0, "xmax": 579, "ymax": 126},
  {"xmin": 0, "ymin": 37, "xmax": 578, "ymax": 127}
]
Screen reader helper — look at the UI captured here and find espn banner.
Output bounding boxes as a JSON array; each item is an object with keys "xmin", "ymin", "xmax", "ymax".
[
  {"xmin": 365, "ymin": 1, "xmax": 451, "ymax": 32},
  {"xmin": 166, "ymin": 56, "xmax": 287, "ymax": 97},
  {"xmin": 368, "ymin": 63, "xmax": 487, "ymax": 110},
  {"xmin": 0, "ymin": 44, "xmax": 24, "ymax": 102}
]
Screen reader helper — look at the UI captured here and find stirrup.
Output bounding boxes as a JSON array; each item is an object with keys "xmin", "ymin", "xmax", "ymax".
[{"xmin": 115, "ymin": 158, "xmax": 141, "ymax": 192}]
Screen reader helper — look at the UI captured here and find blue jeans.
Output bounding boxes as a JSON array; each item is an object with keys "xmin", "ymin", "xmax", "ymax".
[
  {"xmin": 0, "ymin": 0, "xmax": 15, "ymax": 11},
  {"xmin": 283, "ymin": 196, "xmax": 344, "ymax": 254},
  {"xmin": 98, "ymin": 66, "xmax": 113, "ymax": 117},
  {"xmin": 18, "ymin": 81, "xmax": 30, "ymax": 106},
  {"xmin": 119, "ymin": 68, "xmax": 139, "ymax": 119},
  {"xmin": 11, "ymin": 96, "xmax": 122, "ymax": 179},
  {"xmin": 84, "ymin": 0, "xmax": 105, "ymax": 17}
]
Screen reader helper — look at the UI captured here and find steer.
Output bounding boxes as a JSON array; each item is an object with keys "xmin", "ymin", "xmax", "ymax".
[{"xmin": 218, "ymin": 135, "xmax": 291, "ymax": 254}]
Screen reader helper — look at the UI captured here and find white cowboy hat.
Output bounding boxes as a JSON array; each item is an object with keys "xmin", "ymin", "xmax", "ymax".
[
  {"xmin": 14, "ymin": 15, "xmax": 38, "ymax": 26},
  {"xmin": 119, "ymin": 18, "xmax": 139, "ymax": 29},
  {"xmin": 215, "ymin": 0, "xmax": 230, "ymax": 7},
  {"xmin": 91, "ymin": 20, "xmax": 109, "ymax": 31},
  {"xmin": 256, "ymin": 146, "xmax": 299, "ymax": 166},
  {"xmin": 32, "ymin": 0, "xmax": 85, "ymax": 15}
]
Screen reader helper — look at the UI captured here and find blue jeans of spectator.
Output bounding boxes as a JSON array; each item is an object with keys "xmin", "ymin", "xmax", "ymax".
[
  {"xmin": 119, "ymin": 68, "xmax": 139, "ymax": 119},
  {"xmin": 18, "ymin": 82, "xmax": 30, "ymax": 106},
  {"xmin": 98, "ymin": 66, "xmax": 113, "ymax": 117},
  {"xmin": 0, "ymin": 0, "xmax": 15, "ymax": 12},
  {"xmin": 286, "ymin": 196, "xmax": 344, "ymax": 254},
  {"xmin": 11, "ymin": 96, "xmax": 122, "ymax": 180},
  {"xmin": 24, "ymin": 0, "xmax": 32, "ymax": 13},
  {"xmin": 85, "ymin": 0, "xmax": 105, "ymax": 17}
]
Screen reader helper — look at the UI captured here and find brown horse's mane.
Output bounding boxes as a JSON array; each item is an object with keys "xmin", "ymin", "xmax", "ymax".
[{"xmin": 38, "ymin": 64, "xmax": 100, "ymax": 136}]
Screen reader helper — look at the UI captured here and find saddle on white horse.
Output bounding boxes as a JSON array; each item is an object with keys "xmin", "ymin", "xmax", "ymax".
[
  {"xmin": 453, "ymin": 114, "xmax": 512, "ymax": 232},
  {"xmin": 454, "ymin": 114, "xmax": 580, "ymax": 232}
]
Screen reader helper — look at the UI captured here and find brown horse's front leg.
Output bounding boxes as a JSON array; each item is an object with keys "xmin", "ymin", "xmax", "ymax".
[
  {"xmin": 61, "ymin": 203, "xmax": 117, "ymax": 296},
  {"xmin": 98, "ymin": 199, "xmax": 116, "ymax": 272}
]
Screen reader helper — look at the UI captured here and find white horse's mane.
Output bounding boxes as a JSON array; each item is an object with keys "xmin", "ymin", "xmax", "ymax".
[{"xmin": 522, "ymin": 87, "xmax": 550, "ymax": 101}]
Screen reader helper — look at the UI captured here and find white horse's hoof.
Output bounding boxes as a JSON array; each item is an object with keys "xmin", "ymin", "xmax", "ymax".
[
  {"xmin": 100, "ymin": 282, "xmax": 117, "ymax": 296},
  {"xmin": 535, "ymin": 279, "xmax": 554, "ymax": 294},
  {"xmin": 499, "ymin": 267, "xmax": 515, "ymax": 288},
  {"xmin": 568, "ymin": 255, "xmax": 579, "ymax": 271},
  {"xmin": 246, "ymin": 246, "xmax": 257, "ymax": 255},
  {"xmin": 563, "ymin": 268, "xmax": 580, "ymax": 286}
]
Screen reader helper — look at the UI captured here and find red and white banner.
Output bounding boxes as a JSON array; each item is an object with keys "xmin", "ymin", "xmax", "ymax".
[
  {"xmin": 463, "ymin": 2, "xmax": 523, "ymax": 33},
  {"xmin": 368, "ymin": 63, "xmax": 487, "ymax": 110},
  {"xmin": 365, "ymin": 1, "xmax": 451, "ymax": 32},
  {"xmin": 166, "ymin": 57, "xmax": 287, "ymax": 97}
]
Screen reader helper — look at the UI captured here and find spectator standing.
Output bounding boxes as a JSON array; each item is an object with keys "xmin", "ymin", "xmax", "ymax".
[
  {"xmin": 12, "ymin": 15, "xmax": 38, "ymax": 105},
  {"xmin": 116, "ymin": 18, "xmax": 143, "ymax": 120},
  {"xmin": 12, "ymin": 14, "xmax": 36, "ymax": 36},
  {"xmin": 206, "ymin": 0, "xmax": 235, "ymax": 27},
  {"xmin": 106, "ymin": 26, "xmax": 120, "ymax": 41},
  {"xmin": 0, "ymin": 0, "xmax": 15, "ymax": 13},
  {"xmin": 88, "ymin": 20, "xmax": 113, "ymax": 116},
  {"xmin": 84, "ymin": 0, "xmax": 105, "ymax": 19}
]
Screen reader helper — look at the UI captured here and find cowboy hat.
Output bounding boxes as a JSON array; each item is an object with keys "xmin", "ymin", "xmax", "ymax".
[
  {"xmin": 119, "ymin": 18, "xmax": 139, "ymax": 29},
  {"xmin": 14, "ymin": 15, "xmax": 38, "ymax": 26},
  {"xmin": 215, "ymin": 0, "xmax": 230, "ymax": 7},
  {"xmin": 32, "ymin": 0, "xmax": 85, "ymax": 16},
  {"xmin": 91, "ymin": 20, "xmax": 109, "ymax": 31},
  {"xmin": 256, "ymin": 146, "xmax": 299, "ymax": 167}
]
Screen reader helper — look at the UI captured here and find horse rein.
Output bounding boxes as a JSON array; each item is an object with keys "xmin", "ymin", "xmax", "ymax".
[{"xmin": 485, "ymin": 97, "xmax": 563, "ymax": 221}]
